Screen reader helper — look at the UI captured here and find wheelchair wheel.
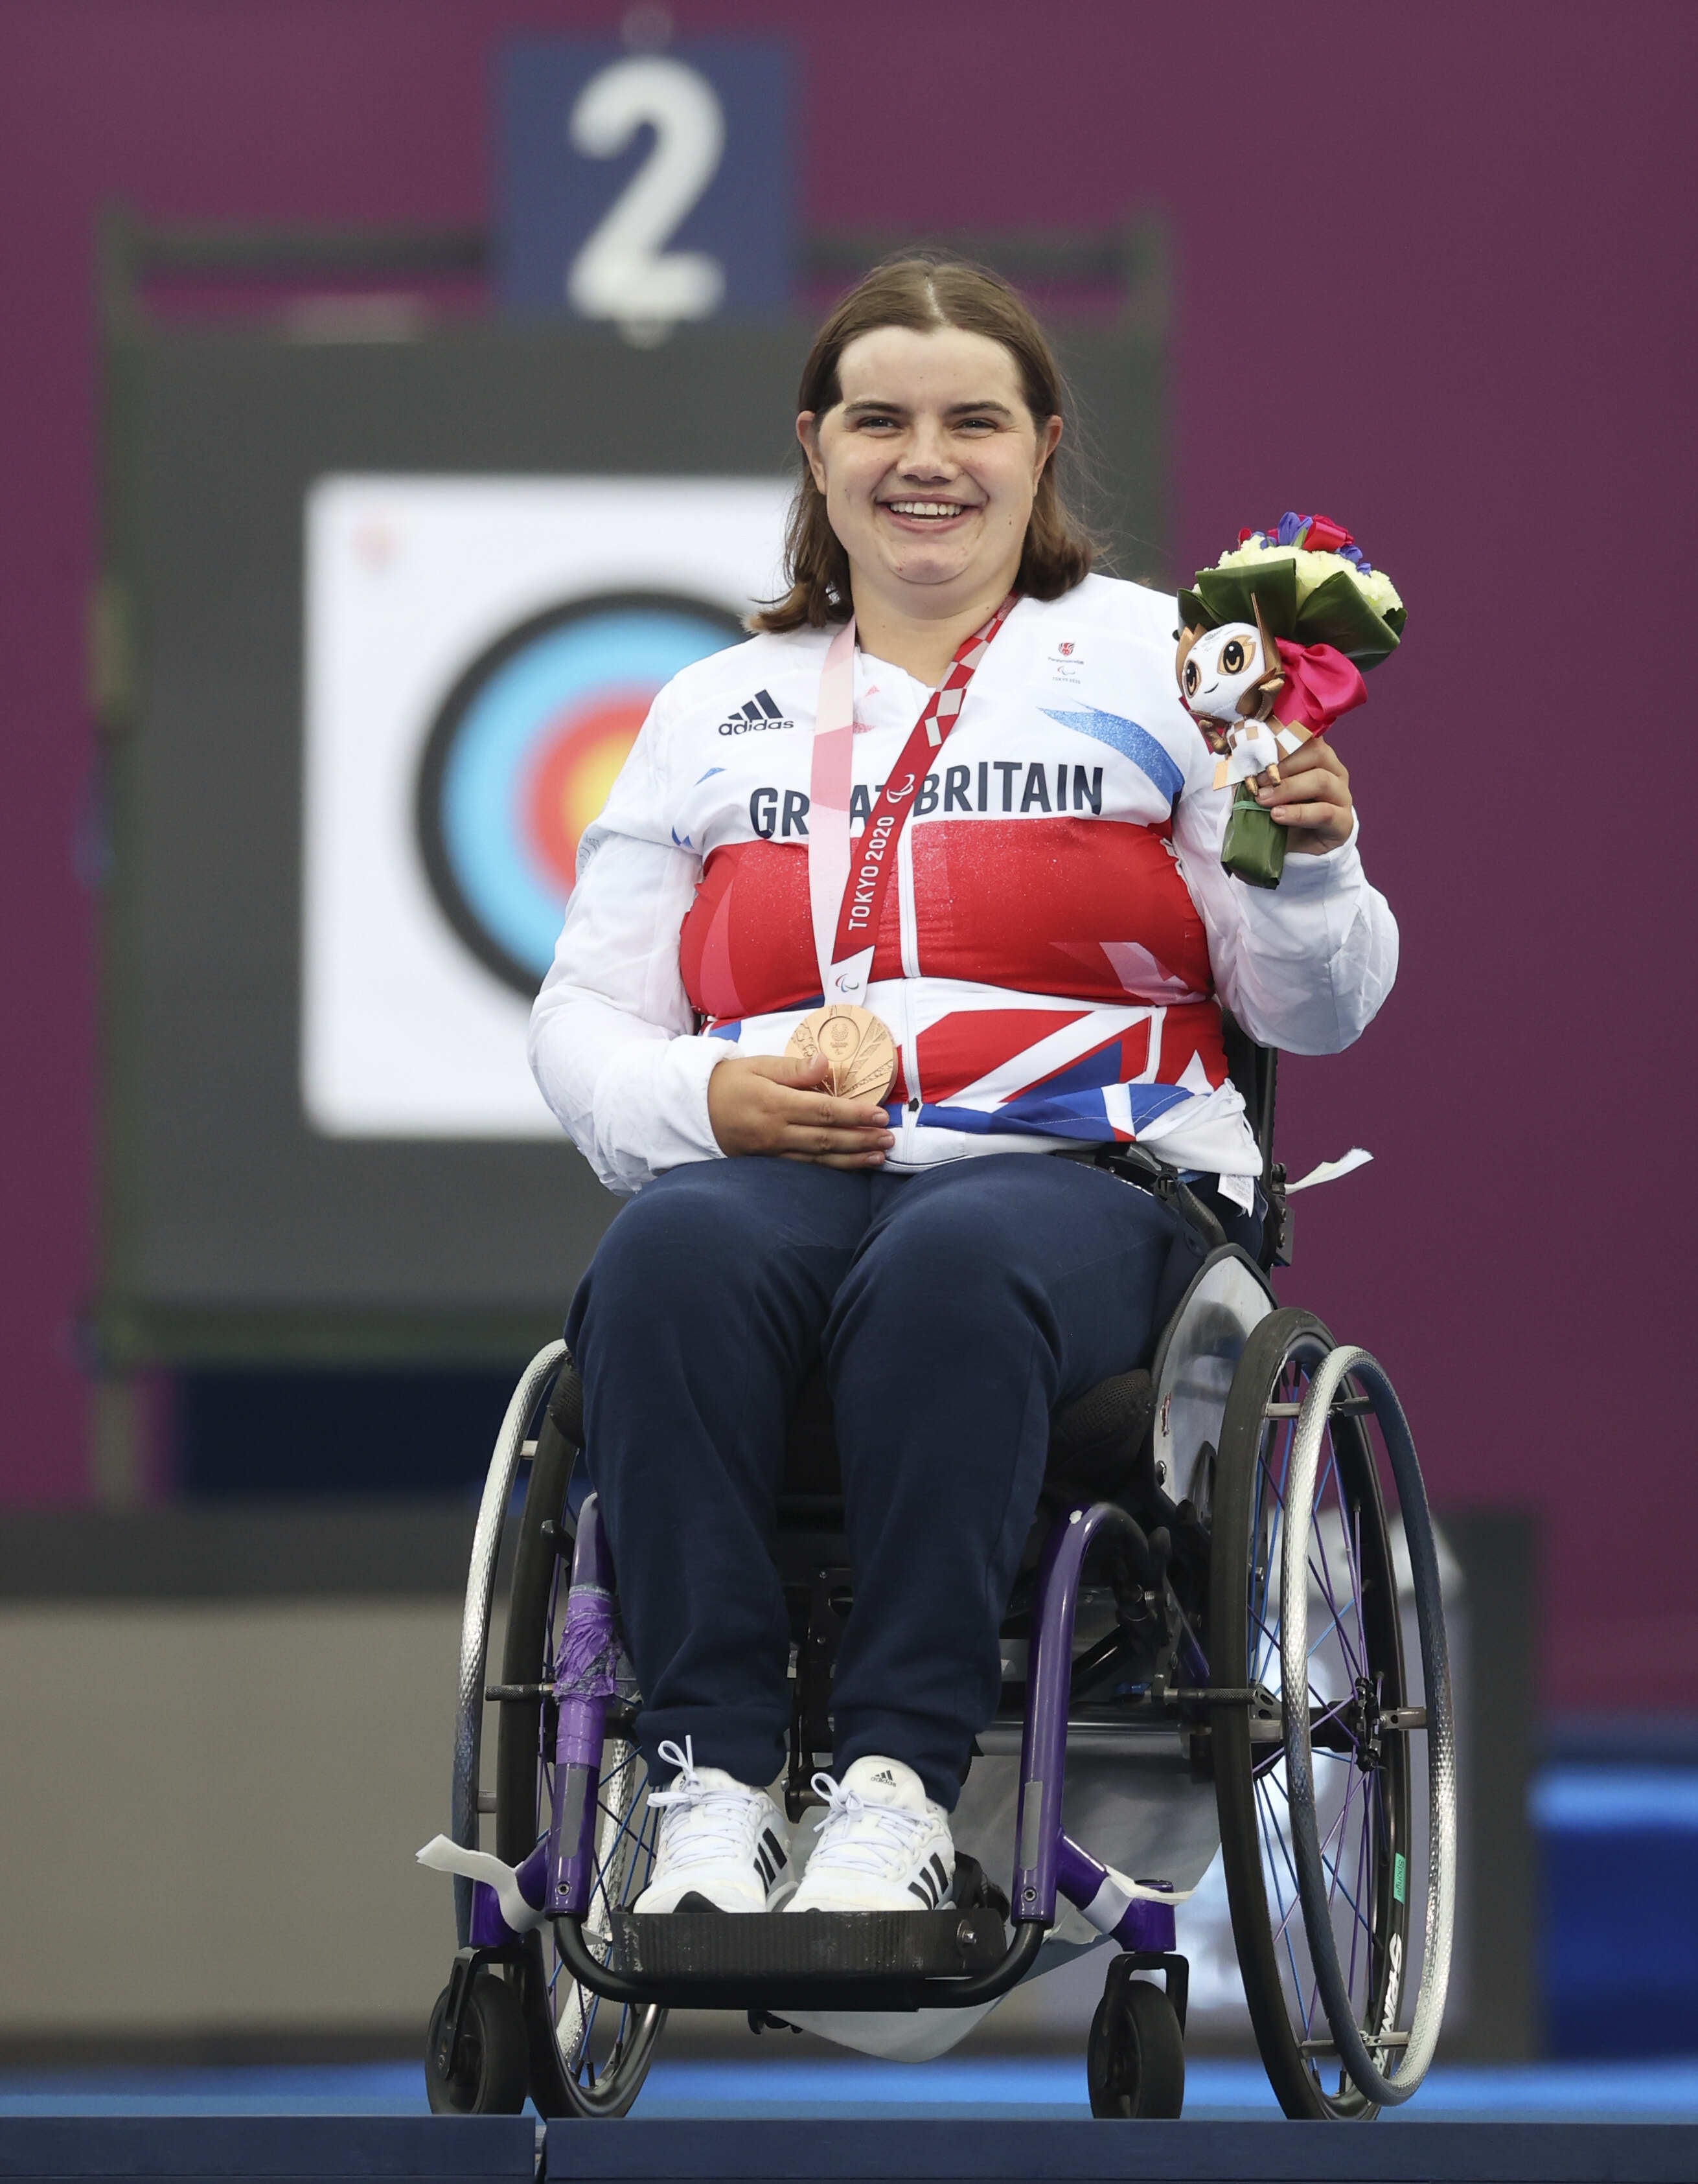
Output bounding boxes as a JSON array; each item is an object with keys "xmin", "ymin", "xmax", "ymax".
[
  {"xmin": 1209, "ymin": 1309, "xmax": 1452, "ymax": 2119},
  {"xmin": 425, "ymin": 1968, "xmax": 528, "ymax": 2115},
  {"xmin": 493, "ymin": 1376, "xmax": 665, "ymax": 2121},
  {"xmin": 1087, "ymin": 1964, "xmax": 1186, "ymax": 2120}
]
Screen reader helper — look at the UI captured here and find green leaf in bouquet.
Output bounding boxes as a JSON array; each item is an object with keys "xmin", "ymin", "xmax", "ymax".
[
  {"xmin": 1177, "ymin": 587, "xmax": 1211, "ymax": 630},
  {"xmin": 1193, "ymin": 556, "xmax": 1298, "ymax": 640},
  {"xmin": 1221, "ymin": 786, "xmax": 1287, "ymax": 889},
  {"xmin": 1292, "ymin": 568, "xmax": 1400, "ymax": 668},
  {"xmin": 1384, "ymin": 604, "xmax": 1406, "ymax": 637}
]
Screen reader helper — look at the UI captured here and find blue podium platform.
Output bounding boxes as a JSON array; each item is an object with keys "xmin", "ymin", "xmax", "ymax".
[
  {"xmin": 3, "ymin": 2119, "xmax": 1697, "ymax": 2184},
  {"xmin": 542, "ymin": 2119, "xmax": 1698, "ymax": 2179},
  {"xmin": 0, "ymin": 2117, "xmax": 537, "ymax": 2178}
]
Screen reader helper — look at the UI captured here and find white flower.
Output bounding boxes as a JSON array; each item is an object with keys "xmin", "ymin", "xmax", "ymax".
[{"xmin": 1214, "ymin": 537, "xmax": 1403, "ymax": 620}]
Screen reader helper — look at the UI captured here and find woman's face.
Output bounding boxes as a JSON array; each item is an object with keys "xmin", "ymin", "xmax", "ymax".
[{"xmin": 799, "ymin": 324, "xmax": 1062, "ymax": 617}]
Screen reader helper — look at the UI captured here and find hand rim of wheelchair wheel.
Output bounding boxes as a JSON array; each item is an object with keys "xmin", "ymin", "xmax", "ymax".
[
  {"xmin": 453, "ymin": 1339, "xmax": 568, "ymax": 1948},
  {"xmin": 1280, "ymin": 1345, "xmax": 1455, "ymax": 2106}
]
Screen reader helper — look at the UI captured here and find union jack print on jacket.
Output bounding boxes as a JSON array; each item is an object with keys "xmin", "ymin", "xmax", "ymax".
[{"xmin": 529, "ymin": 576, "xmax": 1397, "ymax": 1194}]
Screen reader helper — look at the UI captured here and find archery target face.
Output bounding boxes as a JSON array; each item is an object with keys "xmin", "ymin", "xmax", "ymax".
[{"xmin": 302, "ymin": 475, "xmax": 788, "ymax": 1137}]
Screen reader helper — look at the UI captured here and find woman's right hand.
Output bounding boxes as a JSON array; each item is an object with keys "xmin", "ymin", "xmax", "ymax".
[{"xmin": 707, "ymin": 1052, "xmax": 897, "ymax": 1167}]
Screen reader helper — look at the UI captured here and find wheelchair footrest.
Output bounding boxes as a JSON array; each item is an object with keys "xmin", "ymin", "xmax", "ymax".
[{"xmin": 611, "ymin": 1907, "xmax": 1007, "ymax": 1981}]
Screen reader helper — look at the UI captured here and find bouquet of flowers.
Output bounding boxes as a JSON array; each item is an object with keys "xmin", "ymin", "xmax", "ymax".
[{"xmin": 1175, "ymin": 513, "xmax": 1404, "ymax": 888}]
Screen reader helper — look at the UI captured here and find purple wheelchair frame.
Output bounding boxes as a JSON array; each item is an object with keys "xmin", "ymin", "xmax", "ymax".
[{"xmin": 468, "ymin": 1488, "xmax": 1186, "ymax": 2014}]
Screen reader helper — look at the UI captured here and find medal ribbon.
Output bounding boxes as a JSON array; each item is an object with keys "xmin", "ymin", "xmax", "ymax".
[{"xmin": 807, "ymin": 595, "xmax": 1016, "ymax": 1007}]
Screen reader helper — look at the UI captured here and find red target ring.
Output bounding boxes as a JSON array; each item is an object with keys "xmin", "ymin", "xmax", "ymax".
[{"xmin": 521, "ymin": 690, "xmax": 654, "ymax": 894}]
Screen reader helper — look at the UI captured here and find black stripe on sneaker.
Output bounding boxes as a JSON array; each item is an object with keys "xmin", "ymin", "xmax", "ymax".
[
  {"xmin": 761, "ymin": 1828, "xmax": 786, "ymax": 1871},
  {"xmin": 908, "ymin": 1878, "xmax": 932, "ymax": 1905},
  {"xmin": 929, "ymin": 1854, "xmax": 948, "ymax": 1894},
  {"xmin": 755, "ymin": 1846, "xmax": 774, "ymax": 1886}
]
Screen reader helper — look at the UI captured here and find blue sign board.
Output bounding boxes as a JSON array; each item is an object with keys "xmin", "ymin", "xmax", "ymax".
[{"xmin": 496, "ymin": 40, "xmax": 793, "ymax": 330}]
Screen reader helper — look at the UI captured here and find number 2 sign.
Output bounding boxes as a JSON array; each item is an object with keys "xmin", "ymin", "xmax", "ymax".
[{"xmin": 497, "ymin": 40, "xmax": 794, "ymax": 339}]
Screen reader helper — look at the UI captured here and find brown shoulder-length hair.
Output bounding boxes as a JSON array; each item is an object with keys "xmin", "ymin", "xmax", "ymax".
[{"xmin": 750, "ymin": 255, "xmax": 1098, "ymax": 633}]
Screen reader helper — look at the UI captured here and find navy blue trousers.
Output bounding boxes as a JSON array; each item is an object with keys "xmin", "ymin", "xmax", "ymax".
[{"xmin": 566, "ymin": 1152, "xmax": 1203, "ymax": 1809}]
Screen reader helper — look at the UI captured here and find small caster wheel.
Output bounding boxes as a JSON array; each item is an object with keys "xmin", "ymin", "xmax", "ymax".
[
  {"xmin": 426, "ymin": 1966, "xmax": 529, "ymax": 2115},
  {"xmin": 1088, "ymin": 1966, "xmax": 1185, "ymax": 2119}
]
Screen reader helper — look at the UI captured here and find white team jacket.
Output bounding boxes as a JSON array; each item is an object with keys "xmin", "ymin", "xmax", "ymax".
[{"xmin": 529, "ymin": 574, "xmax": 1397, "ymax": 1195}]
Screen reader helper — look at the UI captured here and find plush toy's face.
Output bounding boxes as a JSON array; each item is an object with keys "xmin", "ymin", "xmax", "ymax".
[{"xmin": 1178, "ymin": 621, "xmax": 1271, "ymax": 723}]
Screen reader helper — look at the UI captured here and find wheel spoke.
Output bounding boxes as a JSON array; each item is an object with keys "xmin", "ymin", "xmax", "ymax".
[
  {"xmin": 1319, "ymin": 1825, "xmax": 1373, "ymax": 1946},
  {"xmin": 1310, "ymin": 1624, "xmax": 1357, "ymax": 1674},
  {"xmin": 1313, "ymin": 1768, "xmax": 1359, "ymax": 1909},
  {"xmin": 593, "ymin": 1773, "xmax": 648, "ymax": 1873},
  {"xmin": 1309, "ymin": 1595, "xmax": 1359, "ymax": 1670},
  {"xmin": 1268, "ymin": 1867, "xmax": 1307, "ymax": 1947},
  {"xmin": 1258, "ymin": 1803, "xmax": 1307, "ymax": 1958},
  {"xmin": 1255, "ymin": 1776, "xmax": 1314, "ymax": 2037},
  {"xmin": 1309, "ymin": 1692, "xmax": 1359, "ymax": 1746}
]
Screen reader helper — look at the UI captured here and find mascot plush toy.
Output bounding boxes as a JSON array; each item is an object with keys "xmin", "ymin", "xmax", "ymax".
[{"xmin": 1176, "ymin": 512, "xmax": 1405, "ymax": 889}]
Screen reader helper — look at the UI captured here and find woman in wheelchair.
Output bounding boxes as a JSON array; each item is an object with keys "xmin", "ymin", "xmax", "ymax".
[{"xmin": 527, "ymin": 258, "xmax": 1395, "ymax": 1926}]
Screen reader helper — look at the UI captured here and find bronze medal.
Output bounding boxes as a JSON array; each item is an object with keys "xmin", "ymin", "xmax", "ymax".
[{"xmin": 785, "ymin": 1003, "xmax": 897, "ymax": 1104}]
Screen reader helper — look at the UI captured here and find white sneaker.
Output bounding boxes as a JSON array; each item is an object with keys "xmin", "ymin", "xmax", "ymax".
[
  {"xmin": 631, "ymin": 1738, "xmax": 792, "ymax": 1913},
  {"xmin": 785, "ymin": 1755, "xmax": 955, "ymax": 1914}
]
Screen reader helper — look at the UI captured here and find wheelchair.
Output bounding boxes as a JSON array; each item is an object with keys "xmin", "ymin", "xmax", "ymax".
[{"xmin": 419, "ymin": 1025, "xmax": 1455, "ymax": 2122}]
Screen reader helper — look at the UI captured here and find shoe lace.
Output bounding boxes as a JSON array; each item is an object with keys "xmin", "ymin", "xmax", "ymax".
[
  {"xmin": 647, "ymin": 1738, "xmax": 761, "ymax": 1870},
  {"xmin": 805, "ymin": 1768, "xmax": 931, "ymax": 1876}
]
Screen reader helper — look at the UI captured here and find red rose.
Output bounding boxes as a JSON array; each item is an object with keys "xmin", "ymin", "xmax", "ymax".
[{"xmin": 1300, "ymin": 513, "xmax": 1356, "ymax": 554}]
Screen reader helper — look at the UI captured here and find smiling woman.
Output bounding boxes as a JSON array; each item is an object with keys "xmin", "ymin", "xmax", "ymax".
[
  {"xmin": 754, "ymin": 256, "xmax": 1095, "ymax": 682},
  {"xmin": 525, "ymin": 251, "xmax": 1398, "ymax": 1944}
]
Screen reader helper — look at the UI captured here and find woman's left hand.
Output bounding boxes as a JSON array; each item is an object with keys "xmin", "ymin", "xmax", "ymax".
[{"xmin": 1254, "ymin": 736, "xmax": 1355, "ymax": 854}]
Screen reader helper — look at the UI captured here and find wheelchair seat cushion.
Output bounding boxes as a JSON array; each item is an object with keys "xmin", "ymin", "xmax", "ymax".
[{"xmin": 1044, "ymin": 1370, "xmax": 1156, "ymax": 1499}]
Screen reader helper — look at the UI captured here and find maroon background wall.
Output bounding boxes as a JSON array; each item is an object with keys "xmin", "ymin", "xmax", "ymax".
[{"xmin": 1, "ymin": 0, "xmax": 1692, "ymax": 1709}]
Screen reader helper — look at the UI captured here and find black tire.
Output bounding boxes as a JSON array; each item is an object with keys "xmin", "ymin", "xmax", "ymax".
[
  {"xmin": 425, "ymin": 1970, "xmax": 529, "ymax": 2115},
  {"xmin": 1087, "ymin": 1967, "xmax": 1186, "ymax": 2119},
  {"xmin": 494, "ymin": 1387, "xmax": 665, "ymax": 2120},
  {"xmin": 1210, "ymin": 1310, "xmax": 1411, "ymax": 2121}
]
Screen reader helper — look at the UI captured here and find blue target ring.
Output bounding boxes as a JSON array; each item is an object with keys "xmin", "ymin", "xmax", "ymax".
[{"xmin": 417, "ymin": 591, "xmax": 743, "ymax": 995}]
